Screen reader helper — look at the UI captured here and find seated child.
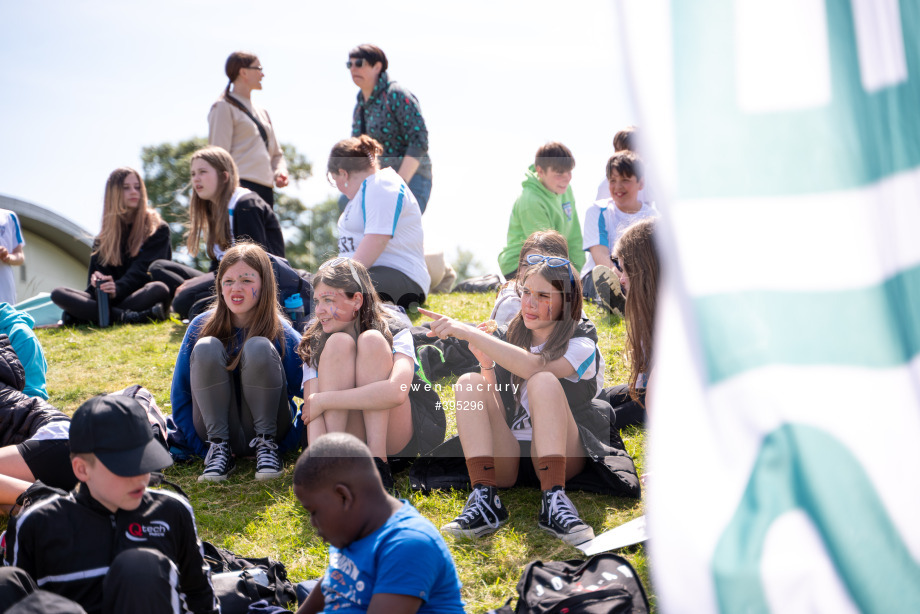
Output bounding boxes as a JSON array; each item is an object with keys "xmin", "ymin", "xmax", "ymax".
[
  {"xmin": 0, "ymin": 303, "xmax": 48, "ymax": 400},
  {"xmin": 425, "ymin": 257, "xmax": 604, "ymax": 547},
  {"xmin": 0, "ymin": 334, "xmax": 76, "ymax": 512},
  {"xmin": 581, "ymin": 150, "xmax": 658, "ymax": 314},
  {"xmin": 294, "ymin": 433, "xmax": 465, "ymax": 614},
  {"xmin": 299, "ymin": 257, "xmax": 445, "ymax": 491},
  {"xmin": 497, "ymin": 142, "xmax": 584, "ymax": 279},
  {"xmin": 2, "ymin": 395, "xmax": 219, "ymax": 614},
  {"xmin": 594, "ymin": 125, "xmax": 656, "ymax": 204}
]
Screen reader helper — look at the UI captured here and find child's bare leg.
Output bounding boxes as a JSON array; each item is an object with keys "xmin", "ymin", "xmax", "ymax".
[
  {"xmin": 316, "ymin": 332, "xmax": 357, "ymax": 436},
  {"xmin": 529, "ymin": 372, "xmax": 585, "ymax": 484},
  {"xmin": 455, "ymin": 372, "xmax": 520, "ymax": 487},
  {"xmin": 354, "ymin": 331, "xmax": 412, "ymax": 459}
]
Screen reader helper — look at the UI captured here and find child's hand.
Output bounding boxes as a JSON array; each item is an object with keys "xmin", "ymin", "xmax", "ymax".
[{"xmin": 418, "ymin": 308, "xmax": 471, "ymax": 341}]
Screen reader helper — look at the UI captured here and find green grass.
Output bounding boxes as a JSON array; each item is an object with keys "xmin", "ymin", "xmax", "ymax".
[{"xmin": 26, "ymin": 294, "xmax": 652, "ymax": 613}]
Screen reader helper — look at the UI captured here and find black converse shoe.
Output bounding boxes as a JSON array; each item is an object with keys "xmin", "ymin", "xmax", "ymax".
[
  {"xmin": 441, "ymin": 484, "xmax": 509, "ymax": 539},
  {"xmin": 250, "ymin": 435, "xmax": 283, "ymax": 481},
  {"xmin": 198, "ymin": 440, "xmax": 235, "ymax": 482},
  {"xmin": 591, "ymin": 265, "xmax": 625, "ymax": 317},
  {"xmin": 538, "ymin": 486, "xmax": 595, "ymax": 546}
]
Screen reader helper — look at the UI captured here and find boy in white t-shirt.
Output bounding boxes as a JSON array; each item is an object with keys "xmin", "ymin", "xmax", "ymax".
[
  {"xmin": 0, "ymin": 210, "xmax": 25, "ymax": 305},
  {"xmin": 582, "ymin": 151, "xmax": 658, "ymax": 315}
]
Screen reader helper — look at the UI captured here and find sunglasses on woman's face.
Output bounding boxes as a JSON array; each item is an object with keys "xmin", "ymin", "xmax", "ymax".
[
  {"xmin": 524, "ymin": 254, "xmax": 576, "ymax": 296},
  {"xmin": 611, "ymin": 257, "xmax": 623, "ymax": 273},
  {"xmin": 345, "ymin": 58, "xmax": 366, "ymax": 69},
  {"xmin": 319, "ymin": 257, "xmax": 362, "ymax": 289}
]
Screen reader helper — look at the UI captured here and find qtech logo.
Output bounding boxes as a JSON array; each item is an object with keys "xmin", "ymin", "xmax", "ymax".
[{"xmin": 125, "ymin": 520, "xmax": 170, "ymax": 542}]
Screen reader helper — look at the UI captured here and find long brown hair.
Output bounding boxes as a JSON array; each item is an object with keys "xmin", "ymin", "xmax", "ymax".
[
  {"xmin": 187, "ymin": 146, "xmax": 238, "ymax": 259},
  {"xmin": 297, "ymin": 257, "xmax": 393, "ymax": 368},
  {"xmin": 617, "ymin": 219, "xmax": 658, "ymax": 401},
  {"xmin": 95, "ymin": 168, "xmax": 162, "ymax": 267},
  {"xmin": 199, "ymin": 242, "xmax": 285, "ymax": 371},
  {"xmin": 505, "ymin": 260, "xmax": 582, "ymax": 397}
]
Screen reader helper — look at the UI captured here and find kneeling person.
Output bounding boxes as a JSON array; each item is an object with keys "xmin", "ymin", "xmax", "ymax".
[
  {"xmin": 2, "ymin": 396, "xmax": 219, "ymax": 614},
  {"xmin": 294, "ymin": 433, "xmax": 464, "ymax": 614}
]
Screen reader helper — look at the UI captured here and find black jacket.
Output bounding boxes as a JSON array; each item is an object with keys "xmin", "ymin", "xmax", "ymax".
[
  {"xmin": 209, "ymin": 192, "xmax": 284, "ymax": 272},
  {"xmin": 87, "ymin": 221, "xmax": 172, "ymax": 303},
  {"xmin": 5, "ymin": 485, "xmax": 219, "ymax": 614},
  {"xmin": 0, "ymin": 334, "xmax": 67, "ymax": 447}
]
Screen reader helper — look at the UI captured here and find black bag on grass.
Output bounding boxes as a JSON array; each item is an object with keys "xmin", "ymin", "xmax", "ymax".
[
  {"xmin": 452, "ymin": 273, "xmax": 502, "ymax": 293},
  {"xmin": 489, "ymin": 553, "xmax": 650, "ymax": 614},
  {"xmin": 202, "ymin": 541, "xmax": 296, "ymax": 614}
]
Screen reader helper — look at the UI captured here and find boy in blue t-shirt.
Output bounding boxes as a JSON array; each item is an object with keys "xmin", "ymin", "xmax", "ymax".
[{"xmin": 293, "ymin": 433, "xmax": 465, "ymax": 614}]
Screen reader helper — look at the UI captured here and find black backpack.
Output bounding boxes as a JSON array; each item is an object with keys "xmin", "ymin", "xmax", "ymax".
[
  {"xmin": 488, "ymin": 553, "xmax": 650, "ymax": 614},
  {"xmin": 202, "ymin": 541, "xmax": 297, "ymax": 614}
]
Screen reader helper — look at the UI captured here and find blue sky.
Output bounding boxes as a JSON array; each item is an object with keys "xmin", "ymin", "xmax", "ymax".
[{"xmin": 0, "ymin": 0, "xmax": 635, "ymax": 272}]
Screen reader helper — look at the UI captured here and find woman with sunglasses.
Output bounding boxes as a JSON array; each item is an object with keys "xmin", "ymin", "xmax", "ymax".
[
  {"xmin": 599, "ymin": 218, "xmax": 658, "ymax": 430},
  {"xmin": 298, "ymin": 257, "xmax": 445, "ymax": 490},
  {"xmin": 170, "ymin": 242, "xmax": 304, "ymax": 483},
  {"xmin": 344, "ymin": 44, "xmax": 432, "ymax": 213},
  {"xmin": 423, "ymin": 257, "xmax": 611, "ymax": 547},
  {"xmin": 208, "ymin": 51, "xmax": 288, "ymax": 208},
  {"xmin": 327, "ymin": 135, "xmax": 430, "ymax": 311}
]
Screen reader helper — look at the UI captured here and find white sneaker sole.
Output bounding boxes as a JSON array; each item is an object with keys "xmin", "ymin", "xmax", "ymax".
[
  {"xmin": 441, "ymin": 517, "xmax": 508, "ymax": 539},
  {"xmin": 255, "ymin": 469, "xmax": 284, "ymax": 481},
  {"xmin": 539, "ymin": 522, "xmax": 596, "ymax": 546},
  {"xmin": 198, "ymin": 465, "xmax": 236, "ymax": 483}
]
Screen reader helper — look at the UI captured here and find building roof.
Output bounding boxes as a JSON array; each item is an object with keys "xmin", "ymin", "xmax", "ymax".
[{"xmin": 0, "ymin": 194, "xmax": 94, "ymax": 265}]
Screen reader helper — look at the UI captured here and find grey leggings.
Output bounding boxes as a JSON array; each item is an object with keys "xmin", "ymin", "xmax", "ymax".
[{"xmin": 190, "ymin": 336, "xmax": 291, "ymax": 455}]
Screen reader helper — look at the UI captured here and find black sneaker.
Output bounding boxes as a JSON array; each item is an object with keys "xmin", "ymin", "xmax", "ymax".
[
  {"xmin": 198, "ymin": 440, "xmax": 236, "ymax": 482},
  {"xmin": 441, "ymin": 484, "xmax": 509, "ymax": 539},
  {"xmin": 591, "ymin": 265, "xmax": 625, "ymax": 317},
  {"xmin": 538, "ymin": 486, "xmax": 595, "ymax": 546},
  {"xmin": 374, "ymin": 457, "xmax": 397, "ymax": 495},
  {"xmin": 150, "ymin": 303, "xmax": 169, "ymax": 321},
  {"xmin": 250, "ymin": 435, "xmax": 283, "ymax": 481}
]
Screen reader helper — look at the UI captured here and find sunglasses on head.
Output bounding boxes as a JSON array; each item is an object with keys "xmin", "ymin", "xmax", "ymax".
[
  {"xmin": 525, "ymin": 254, "xmax": 576, "ymax": 298},
  {"xmin": 345, "ymin": 58, "xmax": 366, "ymax": 69},
  {"xmin": 319, "ymin": 257, "xmax": 362, "ymax": 289}
]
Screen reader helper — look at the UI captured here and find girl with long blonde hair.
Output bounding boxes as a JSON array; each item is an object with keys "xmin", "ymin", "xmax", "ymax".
[{"xmin": 51, "ymin": 167, "xmax": 171, "ymax": 325}]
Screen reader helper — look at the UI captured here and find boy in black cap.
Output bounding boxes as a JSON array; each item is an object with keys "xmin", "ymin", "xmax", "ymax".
[{"xmin": 1, "ymin": 395, "xmax": 219, "ymax": 614}]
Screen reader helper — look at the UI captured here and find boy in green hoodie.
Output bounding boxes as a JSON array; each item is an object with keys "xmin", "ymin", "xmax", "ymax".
[{"xmin": 497, "ymin": 142, "xmax": 584, "ymax": 278}]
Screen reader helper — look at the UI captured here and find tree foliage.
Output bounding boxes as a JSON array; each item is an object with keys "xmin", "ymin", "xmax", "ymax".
[
  {"xmin": 139, "ymin": 138, "xmax": 335, "ymax": 271},
  {"xmin": 452, "ymin": 246, "xmax": 486, "ymax": 281}
]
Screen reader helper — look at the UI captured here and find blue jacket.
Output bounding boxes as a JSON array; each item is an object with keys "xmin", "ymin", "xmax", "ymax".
[
  {"xmin": 171, "ymin": 311, "xmax": 304, "ymax": 456},
  {"xmin": 0, "ymin": 302, "xmax": 47, "ymax": 399}
]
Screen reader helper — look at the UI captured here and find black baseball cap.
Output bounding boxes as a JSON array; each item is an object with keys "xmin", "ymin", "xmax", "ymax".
[{"xmin": 69, "ymin": 395, "xmax": 173, "ymax": 476}]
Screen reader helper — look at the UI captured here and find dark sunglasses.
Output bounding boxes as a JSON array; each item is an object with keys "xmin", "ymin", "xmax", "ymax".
[
  {"xmin": 525, "ymin": 254, "xmax": 576, "ymax": 298},
  {"xmin": 345, "ymin": 58, "xmax": 366, "ymax": 69},
  {"xmin": 611, "ymin": 257, "xmax": 622, "ymax": 273}
]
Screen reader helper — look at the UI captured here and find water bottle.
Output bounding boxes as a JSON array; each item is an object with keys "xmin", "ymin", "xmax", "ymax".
[
  {"xmin": 97, "ymin": 286, "xmax": 111, "ymax": 328},
  {"xmin": 283, "ymin": 294, "xmax": 304, "ymax": 326}
]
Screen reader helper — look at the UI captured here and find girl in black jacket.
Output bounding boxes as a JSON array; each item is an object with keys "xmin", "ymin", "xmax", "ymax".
[
  {"xmin": 51, "ymin": 167, "xmax": 171, "ymax": 325},
  {"xmin": 149, "ymin": 145, "xmax": 285, "ymax": 320}
]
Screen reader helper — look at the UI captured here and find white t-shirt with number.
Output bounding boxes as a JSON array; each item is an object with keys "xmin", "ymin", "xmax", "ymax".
[
  {"xmin": 509, "ymin": 336, "xmax": 599, "ymax": 442},
  {"xmin": 337, "ymin": 168, "xmax": 431, "ymax": 292}
]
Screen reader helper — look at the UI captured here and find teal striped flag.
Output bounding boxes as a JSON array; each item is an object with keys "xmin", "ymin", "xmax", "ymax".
[{"xmin": 623, "ymin": 0, "xmax": 920, "ymax": 611}]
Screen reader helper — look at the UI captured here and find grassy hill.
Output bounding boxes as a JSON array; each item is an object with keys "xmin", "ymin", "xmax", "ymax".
[{"xmin": 30, "ymin": 293, "xmax": 651, "ymax": 612}]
